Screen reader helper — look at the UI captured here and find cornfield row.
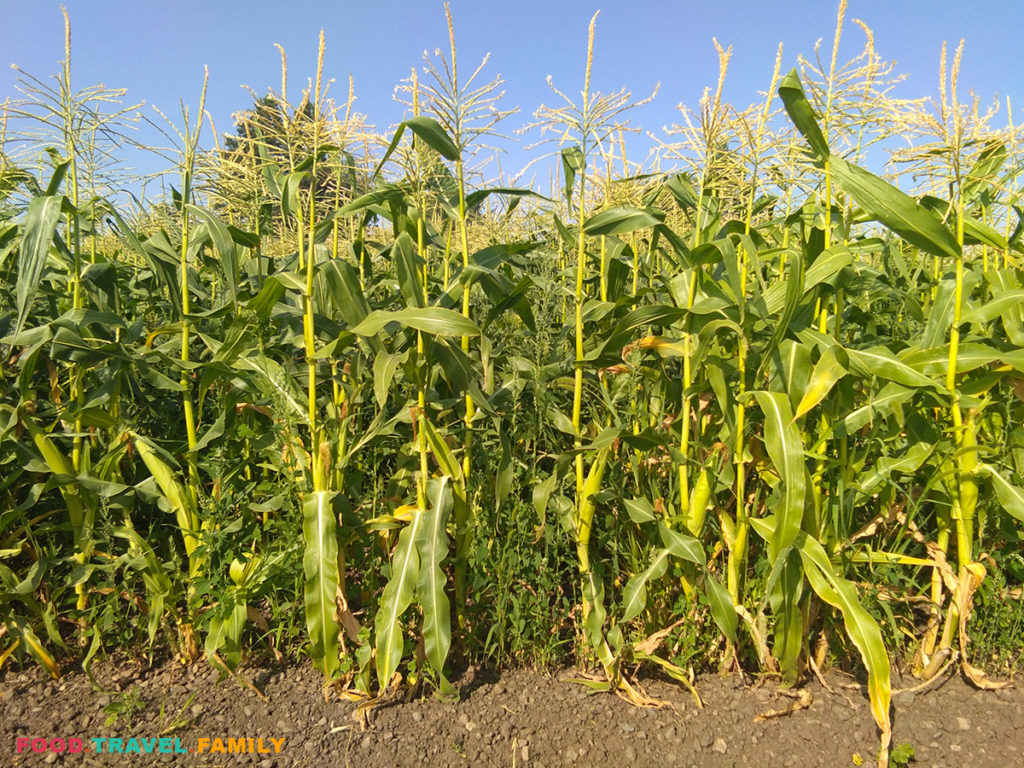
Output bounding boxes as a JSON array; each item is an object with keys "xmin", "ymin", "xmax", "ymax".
[{"xmin": 2, "ymin": 6, "xmax": 1022, "ymax": 766}]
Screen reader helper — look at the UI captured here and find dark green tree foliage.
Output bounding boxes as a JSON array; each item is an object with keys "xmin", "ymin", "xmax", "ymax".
[{"xmin": 217, "ymin": 94, "xmax": 366, "ymax": 227}]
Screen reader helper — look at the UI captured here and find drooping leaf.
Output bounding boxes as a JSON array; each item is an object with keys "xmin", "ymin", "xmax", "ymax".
[
  {"xmin": 301, "ymin": 491, "xmax": 340, "ymax": 682},
  {"xmin": 374, "ymin": 507, "xmax": 423, "ymax": 688},
  {"xmin": 778, "ymin": 69, "xmax": 830, "ymax": 160},
  {"xmin": 188, "ymin": 204, "xmax": 240, "ymax": 304},
  {"xmin": 351, "ymin": 307, "xmax": 480, "ymax": 338},
  {"xmin": 375, "ymin": 116, "xmax": 459, "ymax": 179},
  {"xmin": 795, "ymin": 531, "xmax": 891, "ymax": 749},
  {"xmin": 620, "ymin": 549, "xmax": 670, "ymax": 623},
  {"xmin": 658, "ymin": 522, "xmax": 705, "ymax": 565},
  {"xmin": 704, "ymin": 572, "xmax": 738, "ymax": 644},
  {"xmin": 415, "ymin": 477, "xmax": 454, "ymax": 696},
  {"xmin": 624, "ymin": 497, "xmax": 657, "ymax": 524},
  {"xmin": 14, "ymin": 195, "xmax": 66, "ymax": 345},
  {"xmin": 794, "ymin": 344, "xmax": 848, "ymax": 421},
  {"xmin": 583, "ymin": 206, "xmax": 664, "ymax": 237},
  {"xmin": 979, "ymin": 464, "xmax": 1024, "ymax": 523},
  {"xmin": 751, "ymin": 392, "xmax": 806, "ymax": 556},
  {"xmin": 829, "ymin": 155, "xmax": 960, "ymax": 261}
]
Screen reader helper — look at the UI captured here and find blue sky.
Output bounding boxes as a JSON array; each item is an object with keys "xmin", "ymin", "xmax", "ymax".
[{"xmin": 1, "ymin": 0, "xmax": 1021, "ymax": 194}]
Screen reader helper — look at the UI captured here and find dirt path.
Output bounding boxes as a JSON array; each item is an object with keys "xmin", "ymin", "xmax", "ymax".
[{"xmin": 3, "ymin": 660, "xmax": 1021, "ymax": 767}]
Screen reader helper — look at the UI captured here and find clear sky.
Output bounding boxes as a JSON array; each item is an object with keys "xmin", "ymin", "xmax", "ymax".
[{"xmin": 2, "ymin": 0, "xmax": 1022, "ymax": 193}]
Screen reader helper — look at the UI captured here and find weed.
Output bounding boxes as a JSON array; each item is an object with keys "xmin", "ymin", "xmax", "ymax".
[{"xmin": 103, "ymin": 686, "xmax": 146, "ymax": 729}]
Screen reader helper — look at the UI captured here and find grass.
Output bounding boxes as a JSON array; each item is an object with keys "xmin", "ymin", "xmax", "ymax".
[{"xmin": 1, "ymin": 3, "xmax": 1023, "ymax": 766}]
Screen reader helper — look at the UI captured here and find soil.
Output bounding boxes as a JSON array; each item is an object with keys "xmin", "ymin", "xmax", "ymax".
[{"xmin": 2, "ymin": 659, "xmax": 1021, "ymax": 768}]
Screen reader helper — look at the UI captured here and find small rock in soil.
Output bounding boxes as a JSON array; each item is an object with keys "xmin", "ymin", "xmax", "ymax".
[{"xmin": 893, "ymin": 689, "xmax": 916, "ymax": 707}]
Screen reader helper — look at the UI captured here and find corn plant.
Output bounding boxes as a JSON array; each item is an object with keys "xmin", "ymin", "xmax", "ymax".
[{"xmin": 2, "ymin": 7, "xmax": 1023, "ymax": 767}]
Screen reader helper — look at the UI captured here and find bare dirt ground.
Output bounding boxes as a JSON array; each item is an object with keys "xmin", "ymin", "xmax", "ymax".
[{"xmin": 3, "ymin": 659, "xmax": 1022, "ymax": 767}]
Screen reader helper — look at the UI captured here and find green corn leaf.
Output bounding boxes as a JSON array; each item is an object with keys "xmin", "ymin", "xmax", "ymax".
[
  {"xmin": 188, "ymin": 205, "xmax": 239, "ymax": 304},
  {"xmin": 583, "ymin": 206, "xmax": 664, "ymax": 236},
  {"xmin": 795, "ymin": 530, "xmax": 891, "ymax": 745},
  {"xmin": 846, "ymin": 346, "xmax": 943, "ymax": 391},
  {"xmin": 320, "ymin": 259, "xmax": 370, "ymax": 327},
  {"xmin": 921, "ymin": 277, "xmax": 959, "ymax": 348},
  {"xmin": 279, "ymin": 171, "xmax": 308, "ymax": 223},
  {"xmin": 919, "ymin": 196, "xmax": 1008, "ymax": 250},
  {"xmin": 763, "ymin": 244, "xmax": 849, "ymax": 318},
  {"xmin": 775, "ymin": 338, "xmax": 812, "ymax": 412},
  {"xmin": 658, "ymin": 522, "xmax": 705, "ymax": 565},
  {"xmin": 302, "ymin": 491, "xmax": 340, "ymax": 682},
  {"xmin": 834, "ymin": 382, "xmax": 914, "ymax": 438},
  {"xmin": 962, "ymin": 290, "xmax": 1024, "ymax": 325},
  {"xmin": 246, "ymin": 276, "xmax": 286, "ymax": 323},
  {"xmin": 352, "ymin": 307, "xmax": 481, "ymax": 338},
  {"xmin": 421, "ymin": 415, "xmax": 464, "ymax": 482},
  {"xmin": 985, "ymin": 269, "xmax": 1024, "ymax": 346},
  {"xmin": 760, "ymin": 255, "xmax": 808, "ymax": 377},
  {"xmin": 116, "ymin": 521, "xmax": 176, "ymax": 645},
  {"xmin": 206, "ymin": 591, "xmax": 247, "ymax": 672},
  {"xmin": 336, "ymin": 183, "xmax": 406, "ymax": 216},
  {"xmin": 14, "ymin": 195, "xmax": 66, "ymax": 345},
  {"xmin": 375, "ymin": 116, "xmax": 459, "ymax": 179},
  {"xmin": 464, "ymin": 186, "xmax": 551, "ymax": 210},
  {"xmin": 44, "ymin": 159, "xmax": 71, "ymax": 196},
  {"xmin": 829, "ymin": 156, "xmax": 960, "ymax": 261},
  {"xmin": 963, "ymin": 140, "xmax": 1006, "ymax": 202},
  {"xmin": 531, "ymin": 474, "xmax": 559, "ymax": 533},
  {"xmin": 900, "ymin": 343, "xmax": 998, "ymax": 376},
  {"xmin": 9, "ymin": 618, "xmax": 59, "ymax": 679},
  {"xmin": 495, "ymin": 432, "xmax": 513, "ymax": 512},
  {"xmin": 794, "ymin": 345, "xmax": 848, "ymax": 421},
  {"xmin": 751, "ymin": 392, "xmax": 805, "ymax": 556},
  {"xmin": 979, "ymin": 464, "xmax": 1024, "ymax": 523},
  {"xmin": 561, "ymin": 146, "xmax": 584, "ymax": 204},
  {"xmin": 415, "ymin": 477, "xmax": 454, "ymax": 695},
  {"xmin": 778, "ymin": 69, "xmax": 831, "ymax": 159},
  {"xmin": 133, "ymin": 435, "xmax": 199, "ymax": 557},
  {"xmin": 400, "ymin": 116, "xmax": 460, "ymax": 160},
  {"xmin": 372, "ymin": 350, "xmax": 407, "ymax": 408},
  {"xmin": 620, "ymin": 548, "xmax": 670, "ymax": 623},
  {"xmin": 581, "ymin": 571, "xmax": 611, "ymax": 667},
  {"xmin": 855, "ymin": 442, "xmax": 932, "ymax": 498},
  {"xmin": 392, "ymin": 232, "xmax": 424, "ymax": 309},
  {"xmin": 704, "ymin": 572, "xmax": 738, "ymax": 644},
  {"xmin": 624, "ymin": 497, "xmax": 657, "ymax": 524},
  {"xmin": 374, "ymin": 507, "xmax": 423, "ymax": 689},
  {"xmin": 780, "ymin": 69, "xmax": 958, "ymax": 261},
  {"xmin": 771, "ymin": 550, "xmax": 805, "ymax": 684}
]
